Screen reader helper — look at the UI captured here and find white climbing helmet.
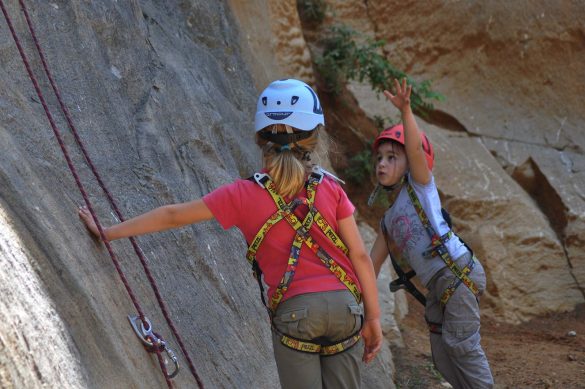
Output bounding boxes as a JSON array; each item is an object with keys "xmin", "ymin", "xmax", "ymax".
[{"xmin": 254, "ymin": 79, "xmax": 324, "ymax": 132}]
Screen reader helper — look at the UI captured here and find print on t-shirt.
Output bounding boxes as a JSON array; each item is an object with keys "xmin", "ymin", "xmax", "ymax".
[{"xmin": 389, "ymin": 200, "xmax": 425, "ymax": 259}]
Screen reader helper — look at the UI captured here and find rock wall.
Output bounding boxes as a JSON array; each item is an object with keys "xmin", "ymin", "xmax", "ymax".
[
  {"xmin": 0, "ymin": 1, "xmax": 270, "ymax": 387},
  {"xmin": 0, "ymin": 0, "xmax": 396, "ymax": 387},
  {"xmin": 228, "ymin": 0, "xmax": 314, "ymax": 89},
  {"xmin": 2, "ymin": 0, "xmax": 584, "ymax": 387},
  {"xmin": 0, "ymin": 203, "xmax": 86, "ymax": 388},
  {"xmin": 314, "ymin": 0, "xmax": 585, "ymax": 322}
]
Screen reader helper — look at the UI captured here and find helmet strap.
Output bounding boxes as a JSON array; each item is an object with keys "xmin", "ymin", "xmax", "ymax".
[
  {"xmin": 382, "ymin": 175, "xmax": 406, "ymax": 192},
  {"xmin": 367, "ymin": 184, "xmax": 381, "ymax": 207}
]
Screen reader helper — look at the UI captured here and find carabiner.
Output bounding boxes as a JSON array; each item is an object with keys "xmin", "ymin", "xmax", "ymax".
[
  {"xmin": 128, "ymin": 315, "xmax": 155, "ymax": 347},
  {"xmin": 164, "ymin": 346, "xmax": 180, "ymax": 379}
]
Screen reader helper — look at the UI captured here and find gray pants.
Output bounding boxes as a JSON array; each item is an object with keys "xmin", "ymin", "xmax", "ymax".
[
  {"xmin": 425, "ymin": 253, "xmax": 494, "ymax": 389},
  {"xmin": 271, "ymin": 290, "xmax": 363, "ymax": 389}
]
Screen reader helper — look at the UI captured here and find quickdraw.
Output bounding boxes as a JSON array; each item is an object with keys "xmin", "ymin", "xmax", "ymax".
[
  {"xmin": 247, "ymin": 172, "xmax": 362, "ymax": 355},
  {"xmin": 0, "ymin": 2, "xmax": 203, "ymax": 387},
  {"xmin": 128, "ymin": 316, "xmax": 180, "ymax": 379}
]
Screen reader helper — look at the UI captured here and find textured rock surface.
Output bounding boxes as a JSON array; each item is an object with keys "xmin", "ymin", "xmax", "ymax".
[
  {"xmin": 319, "ymin": 0, "xmax": 585, "ymax": 322},
  {"xmin": 0, "ymin": 204, "xmax": 86, "ymax": 388},
  {"xmin": 430, "ymin": 129, "xmax": 583, "ymax": 323},
  {"xmin": 0, "ymin": 0, "xmax": 395, "ymax": 387},
  {"xmin": 228, "ymin": 0, "xmax": 315, "ymax": 89},
  {"xmin": 359, "ymin": 224, "xmax": 406, "ymax": 349},
  {"xmin": 359, "ymin": 222, "xmax": 400, "ymax": 389},
  {"xmin": 1, "ymin": 1, "xmax": 269, "ymax": 387},
  {"xmin": 2, "ymin": 0, "xmax": 584, "ymax": 387}
]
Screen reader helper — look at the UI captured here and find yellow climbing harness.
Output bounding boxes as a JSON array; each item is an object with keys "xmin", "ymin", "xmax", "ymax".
[
  {"xmin": 246, "ymin": 172, "xmax": 362, "ymax": 355},
  {"xmin": 405, "ymin": 183, "xmax": 480, "ymax": 305}
]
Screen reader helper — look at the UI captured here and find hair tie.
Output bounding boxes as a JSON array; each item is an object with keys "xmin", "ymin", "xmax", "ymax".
[{"xmin": 279, "ymin": 144, "xmax": 291, "ymax": 152}]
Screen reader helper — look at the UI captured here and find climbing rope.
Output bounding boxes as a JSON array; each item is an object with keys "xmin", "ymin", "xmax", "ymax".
[{"xmin": 0, "ymin": 1, "xmax": 204, "ymax": 387}]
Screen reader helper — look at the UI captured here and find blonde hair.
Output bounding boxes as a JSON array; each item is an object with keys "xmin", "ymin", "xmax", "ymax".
[{"xmin": 256, "ymin": 124, "xmax": 329, "ymax": 197}]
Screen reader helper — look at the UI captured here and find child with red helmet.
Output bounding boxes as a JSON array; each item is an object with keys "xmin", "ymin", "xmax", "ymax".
[{"xmin": 369, "ymin": 79, "xmax": 493, "ymax": 388}]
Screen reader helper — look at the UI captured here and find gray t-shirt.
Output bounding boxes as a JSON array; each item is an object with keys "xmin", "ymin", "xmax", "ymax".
[{"xmin": 382, "ymin": 174, "xmax": 468, "ymax": 286}]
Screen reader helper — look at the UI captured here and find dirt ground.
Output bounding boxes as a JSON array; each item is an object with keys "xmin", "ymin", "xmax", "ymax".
[{"xmin": 391, "ymin": 293, "xmax": 585, "ymax": 389}]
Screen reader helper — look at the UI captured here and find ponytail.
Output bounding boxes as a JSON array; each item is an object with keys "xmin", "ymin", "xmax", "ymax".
[{"xmin": 256, "ymin": 124, "xmax": 324, "ymax": 198}]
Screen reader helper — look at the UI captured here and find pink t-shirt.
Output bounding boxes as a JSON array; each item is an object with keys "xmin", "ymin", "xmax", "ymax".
[{"xmin": 202, "ymin": 175, "xmax": 361, "ymax": 303}]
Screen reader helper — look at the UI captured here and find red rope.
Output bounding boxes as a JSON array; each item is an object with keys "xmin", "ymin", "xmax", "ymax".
[
  {"xmin": 0, "ymin": 3, "xmax": 174, "ymax": 387},
  {"xmin": 1, "ymin": 1, "xmax": 204, "ymax": 387},
  {"xmin": 17, "ymin": 2, "xmax": 204, "ymax": 387}
]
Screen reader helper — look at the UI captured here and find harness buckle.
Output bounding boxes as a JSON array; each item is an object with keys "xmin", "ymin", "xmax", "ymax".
[
  {"xmin": 312, "ymin": 166, "xmax": 345, "ymax": 184},
  {"xmin": 427, "ymin": 322, "xmax": 443, "ymax": 335},
  {"xmin": 253, "ymin": 173, "xmax": 270, "ymax": 188},
  {"xmin": 128, "ymin": 315, "xmax": 155, "ymax": 348},
  {"xmin": 389, "ymin": 279, "xmax": 406, "ymax": 292}
]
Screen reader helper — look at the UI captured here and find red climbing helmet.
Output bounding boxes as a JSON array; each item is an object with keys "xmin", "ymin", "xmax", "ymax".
[{"xmin": 373, "ymin": 124, "xmax": 435, "ymax": 170}]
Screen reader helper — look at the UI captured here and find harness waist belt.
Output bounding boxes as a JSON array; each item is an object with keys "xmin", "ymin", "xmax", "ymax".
[{"xmin": 273, "ymin": 326, "xmax": 362, "ymax": 356}]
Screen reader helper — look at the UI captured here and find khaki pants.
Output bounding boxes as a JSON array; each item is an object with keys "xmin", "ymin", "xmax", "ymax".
[
  {"xmin": 425, "ymin": 252, "xmax": 494, "ymax": 389},
  {"xmin": 271, "ymin": 290, "xmax": 363, "ymax": 389}
]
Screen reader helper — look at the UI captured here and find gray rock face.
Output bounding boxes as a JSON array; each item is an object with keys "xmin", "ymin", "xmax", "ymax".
[
  {"xmin": 430, "ymin": 129, "xmax": 583, "ymax": 323},
  {"xmin": 0, "ymin": 1, "xmax": 276, "ymax": 388},
  {"xmin": 7, "ymin": 0, "xmax": 583, "ymax": 387},
  {"xmin": 358, "ymin": 222, "xmax": 400, "ymax": 389},
  {"xmin": 0, "ymin": 205, "xmax": 87, "ymax": 388},
  {"xmin": 0, "ymin": 1, "xmax": 399, "ymax": 387}
]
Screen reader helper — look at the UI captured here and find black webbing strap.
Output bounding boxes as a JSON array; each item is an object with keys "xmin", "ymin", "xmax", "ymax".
[{"xmin": 381, "ymin": 220, "xmax": 427, "ymax": 306}]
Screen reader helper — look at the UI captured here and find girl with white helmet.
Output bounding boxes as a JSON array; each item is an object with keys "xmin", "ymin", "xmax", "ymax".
[
  {"xmin": 80, "ymin": 79, "xmax": 383, "ymax": 388},
  {"xmin": 369, "ymin": 78, "xmax": 493, "ymax": 388}
]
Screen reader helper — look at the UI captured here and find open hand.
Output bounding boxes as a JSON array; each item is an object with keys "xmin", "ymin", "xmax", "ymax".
[
  {"xmin": 78, "ymin": 205, "xmax": 100, "ymax": 238},
  {"xmin": 361, "ymin": 317, "xmax": 383, "ymax": 363},
  {"xmin": 384, "ymin": 78, "xmax": 412, "ymax": 112}
]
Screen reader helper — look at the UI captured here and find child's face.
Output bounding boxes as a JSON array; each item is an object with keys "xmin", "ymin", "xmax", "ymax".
[{"xmin": 375, "ymin": 141, "xmax": 408, "ymax": 186}]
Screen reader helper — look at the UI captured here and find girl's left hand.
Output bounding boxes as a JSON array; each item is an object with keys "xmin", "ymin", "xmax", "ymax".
[
  {"xmin": 78, "ymin": 205, "xmax": 101, "ymax": 238},
  {"xmin": 384, "ymin": 78, "xmax": 412, "ymax": 112},
  {"xmin": 361, "ymin": 317, "xmax": 383, "ymax": 363}
]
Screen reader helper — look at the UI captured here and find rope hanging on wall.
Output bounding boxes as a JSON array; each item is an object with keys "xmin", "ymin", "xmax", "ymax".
[{"xmin": 0, "ymin": 1, "xmax": 204, "ymax": 387}]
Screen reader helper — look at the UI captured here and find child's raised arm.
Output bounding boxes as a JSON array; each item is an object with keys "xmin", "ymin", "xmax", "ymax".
[
  {"xmin": 384, "ymin": 78, "xmax": 431, "ymax": 185},
  {"xmin": 78, "ymin": 199, "xmax": 214, "ymax": 241}
]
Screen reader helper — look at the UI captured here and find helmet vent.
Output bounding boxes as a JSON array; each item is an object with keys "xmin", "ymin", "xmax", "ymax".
[
  {"xmin": 291, "ymin": 96, "xmax": 299, "ymax": 105},
  {"xmin": 262, "ymin": 96, "xmax": 267, "ymax": 106}
]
